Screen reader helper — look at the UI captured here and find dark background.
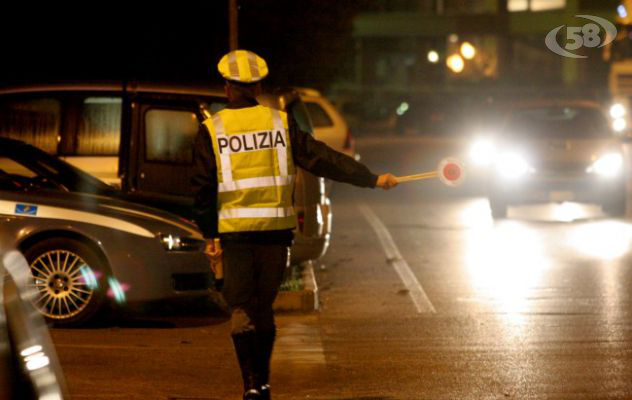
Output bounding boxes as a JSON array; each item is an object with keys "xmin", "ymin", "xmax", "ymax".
[{"xmin": 0, "ymin": 1, "xmax": 369, "ymax": 89}]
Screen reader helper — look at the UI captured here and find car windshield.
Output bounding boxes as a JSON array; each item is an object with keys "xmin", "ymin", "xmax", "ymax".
[
  {"xmin": 0, "ymin": 142, "xmax": 115, "ymax": 194},
  {"xmin": 506, "ymin": 106, "xmax": 611, "ymax": 138},
  {"xmin": 507, "ymin": 106, "xmax": 612, "ymax": 138}
]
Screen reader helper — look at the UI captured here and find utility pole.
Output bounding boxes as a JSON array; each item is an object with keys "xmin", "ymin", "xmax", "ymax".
[
  {"xmin": 229, "ymin": 0, "xmax": 238, "ymax": 51},
  {"xmin": 496, "ymin": 0, "xmax": 510, "ymax": 82}
]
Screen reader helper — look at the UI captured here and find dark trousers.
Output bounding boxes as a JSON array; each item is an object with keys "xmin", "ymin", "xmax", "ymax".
[{"xmin": 222, "ymin": 243, "xmax": 289, "ymax": 335}]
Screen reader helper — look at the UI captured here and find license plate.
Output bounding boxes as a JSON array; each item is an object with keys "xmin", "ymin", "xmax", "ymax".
[{"xmin": 549, "ymin": 191, "xmax": 574, "ymax": 202}]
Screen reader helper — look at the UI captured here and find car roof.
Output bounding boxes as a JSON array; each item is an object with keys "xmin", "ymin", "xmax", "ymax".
[
  {"xmin": 0, "ymin": 81, "xmax": 226, "ymax": 97},
  {"xmin": 0, "ymin": 137, "xmax": 27, "ymax": 147},
  {"xmin": 295, "ymin": 87, "xmax": 322, "ymax": 97}
]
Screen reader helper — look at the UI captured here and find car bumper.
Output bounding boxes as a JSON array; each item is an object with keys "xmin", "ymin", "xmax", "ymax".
[
  {"xmin": 291, "ymin": 234, "xmax": 330, "ymax": 264},
  {"xmin": 290, "ymin": 201, "xmax": 332, "ymax": 265},
  {"xmin": 103, "ymin": 238, "xmax": 211, "ymax": 303},
  {"xmin": 489, "ymin": 172, "xmax": 625, "ymax": 204}
]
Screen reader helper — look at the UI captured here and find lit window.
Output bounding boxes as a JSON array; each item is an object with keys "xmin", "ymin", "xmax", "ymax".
[
  {"xmin": 508, "ymin": 0, "xmax": 528, "ymax": 11},
  {"xmin": 508, "ymin": 0, "xmax": 565, "ymax": 12},
  {"xmin": 530, "ymin": 0, "xmax": 565, "ymax": 11}
]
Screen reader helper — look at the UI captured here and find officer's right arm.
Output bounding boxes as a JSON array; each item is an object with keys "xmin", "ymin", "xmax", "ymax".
[
  {"xmin": 289, "ymin": 117, "xmax": 379, "ymax": 188},
  {"xmin": 191, "ymin": 126, "xmax": 219, "ymax": 239}
]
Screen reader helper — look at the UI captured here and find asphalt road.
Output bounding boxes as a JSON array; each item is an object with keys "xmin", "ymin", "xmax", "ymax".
[{"xmin": 51, "ymin": 136, "xmax": 632, "ymax": 399}]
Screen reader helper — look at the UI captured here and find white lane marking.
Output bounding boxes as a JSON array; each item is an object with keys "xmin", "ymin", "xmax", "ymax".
[
  {"xmin": 0, "ymin": 200, "xmax": 154, "ymax": 238},
  {"xmin": 359, "ymin": 204, "xmax": 436, "ymax": 314}
]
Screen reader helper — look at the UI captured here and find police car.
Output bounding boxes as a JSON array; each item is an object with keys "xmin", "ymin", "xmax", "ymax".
[{"xmin": 0, "ymin": 138, "xmax": 210, "ymax": 326}]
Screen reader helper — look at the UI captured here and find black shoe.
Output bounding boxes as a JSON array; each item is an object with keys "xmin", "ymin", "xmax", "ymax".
[
  {"xmin": 232, "ymin": 332, "xmax": 261, "ymax": 397},
  {"xmin": 256, "ymin": 330, "xmax": 276, "ymax": 396},
  {"xmin": 243, "ymin": 388, "xmax": 261, "ymax": 400},
  {"xmin": 259, "ymin": 384, "xmax": 270, "ymax": 400}
]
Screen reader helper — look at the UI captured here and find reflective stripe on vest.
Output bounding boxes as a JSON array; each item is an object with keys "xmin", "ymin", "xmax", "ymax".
[
  {"xmin": 204, "ymin": 105, "xmax": 296, "ymax": 233},
  {"xmin": 219, "ymin": 207, "xmax": 294, "ymax": 220}
]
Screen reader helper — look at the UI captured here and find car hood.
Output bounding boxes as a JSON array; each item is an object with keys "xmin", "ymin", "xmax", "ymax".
[
  {"xmin": 0, "ymin": 189, "xmax": 203, "ymax": 240},
  {"xmin": 498, "ymin": 137, "xmax": 618, "ymax": 170}
]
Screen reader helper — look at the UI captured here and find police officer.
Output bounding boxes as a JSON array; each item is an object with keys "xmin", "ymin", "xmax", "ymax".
[{"xmin": 192, "ymin": 50, "xmax": 398, "ymax": 400}]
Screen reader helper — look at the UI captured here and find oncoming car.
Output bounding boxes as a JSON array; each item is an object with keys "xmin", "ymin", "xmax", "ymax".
[
  {"xmin": 469, "ymin": 101, "xmax": 626, "ymax": 218},
  {"xmin": 0, "ymin": 138, "xmax": 210, "ymax": 326}
]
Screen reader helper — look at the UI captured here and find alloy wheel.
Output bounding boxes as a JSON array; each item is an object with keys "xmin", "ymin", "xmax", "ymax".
[{"xmin": 28, "ymin": 250, "xmax": 95, "ymax": 320}]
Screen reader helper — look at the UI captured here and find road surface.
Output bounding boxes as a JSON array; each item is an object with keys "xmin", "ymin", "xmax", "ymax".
[{"xmin": 51, "ymin": 136, "xmax": 632, "ymax": 399}]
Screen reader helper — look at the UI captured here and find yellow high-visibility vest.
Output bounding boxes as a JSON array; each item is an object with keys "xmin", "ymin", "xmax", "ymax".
[{"xmin": 204, "ymin": 105, "xmax": 296, "ymax": 233}]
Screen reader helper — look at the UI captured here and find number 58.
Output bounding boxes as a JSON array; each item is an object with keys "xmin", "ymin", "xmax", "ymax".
[{"xmin": 566, "ymin": 23, "xmax": 602, "ymax": 50}]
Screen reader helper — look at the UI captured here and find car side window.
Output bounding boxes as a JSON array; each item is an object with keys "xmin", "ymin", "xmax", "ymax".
[
  {"xmin": 0, "ymin": 98, "xmax": 61, "ymax": 153},
  {"xmin": 76, "ymin": 97, "xmax": 122, "ymax": 156},
  {"xmin": 145, "ymin": 109, "xmax": 199, "ymax": 164},
  {"xmin": 0, "ymin": 158, "xmax": 37, "ymax": 178},
  {"xmin": 304, "ymin": 101, "xmax": 334, "ymax": 128},
  {"xmin": 0, "ymin": 158, "xmax": 37, "ymax": 191}
]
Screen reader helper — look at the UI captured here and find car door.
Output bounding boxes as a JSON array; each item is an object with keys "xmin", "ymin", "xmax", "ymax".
[{"xmin": 128, "ymin": 97, "xmax": 203, "ymax": 218}]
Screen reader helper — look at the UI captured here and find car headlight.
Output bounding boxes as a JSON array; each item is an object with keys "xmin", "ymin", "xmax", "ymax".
[
  {"xmin": 497, "ymin": 152, "xmax": 531, "ymax": 180},
  {"xmin": 159, "ymin": 234, "xmax": 205, "ymax": 251},
  {"xmin": 469, "ymin": 138, "xmax": 496, "ymax": 166},
  {"xmin": 610, "ymin": 103, "xmax": 626, "ymax": 120},
  {"xmin": 588, "ymin": 153, "xmax": 623, "ymax": 177},
  {"xmin": 613, "ymin": 118, "xmax": 627, "ymax": 133},
  {"xmin": 160, "ymin": 234, "xmax": 183, "ymax": 251}
]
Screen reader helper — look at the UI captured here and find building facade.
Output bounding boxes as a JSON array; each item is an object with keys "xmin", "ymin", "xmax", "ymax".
[{"xmin": 337, "ymin": 0, "xmax": 618, "ymax": 97}]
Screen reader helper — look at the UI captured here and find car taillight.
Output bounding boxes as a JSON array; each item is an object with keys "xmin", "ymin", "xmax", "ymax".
[
  {"xmin": 344, "ymin": 129, "xmax": 354, "ymax": 150},
  {"xmin": 297, "ymin": 211, "xmax": 305, "ymax": 232}
]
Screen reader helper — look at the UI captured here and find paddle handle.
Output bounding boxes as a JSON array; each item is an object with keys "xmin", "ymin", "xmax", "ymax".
[{"xmin": 395, "ymin": 171, "xmax": 438, "ymax": 183}]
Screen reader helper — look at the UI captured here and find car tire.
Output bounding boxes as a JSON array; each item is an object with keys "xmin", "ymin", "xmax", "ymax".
[
  {"xmin": 603, "ymin": 190, "xmax": 626, "ymax": 217},
  {"xmin": 489, "ymin": 197, "xmax": 508, "ymax": 219},
  {"xmin": 23, "ymin": 238, "xmax": 109, "ymax": 327}
]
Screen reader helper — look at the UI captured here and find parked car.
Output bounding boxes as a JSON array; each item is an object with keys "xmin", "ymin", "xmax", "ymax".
[
  {"xmin": 0, "ymin": 82, "xmax": 330, "ymax": 266},
  {"xmin": 468, "ymin": 100, "xmax": 626, "ymax": 218},
  {"xmin": 1, "ymin": 248, "xmax": 69, "ymax": 399},
  {"xmin": 0, "ymin": 138, "xmax": 210, "ymax": 326},
  {"xmin": 296, "ymin": 87, "xmax": 357, "ymax": 159},
  {"xmin": 258, "ymin": 88, "xmax": 331, "ymax": 262}
]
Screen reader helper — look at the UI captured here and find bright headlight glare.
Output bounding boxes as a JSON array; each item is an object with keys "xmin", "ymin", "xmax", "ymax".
[
  {"xmin": 613, "ymin": 118, "xmax": 627, "ymax": 133},
  {"xmin": 590, "ymin": 153, "xmax": 623, "ymax": 177},
  {"xmin": 160, "ymin": 234, "xmax": 182, "ymax": 251},
  {"xmin": 610, "ymin": 103, "xmax": 626, "ymax": 120},
  {"xmin": 497, "ymin": 152, "xmax": 530, "ymax": 179},
  {"xmin": 470, "ymin": 139, "xmax": 495, "ymax": 166}
]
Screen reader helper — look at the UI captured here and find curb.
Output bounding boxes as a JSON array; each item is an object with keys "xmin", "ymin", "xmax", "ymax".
[{"xmin": 273, "ymin": 262, "xmax": 319, "ymax": 313}]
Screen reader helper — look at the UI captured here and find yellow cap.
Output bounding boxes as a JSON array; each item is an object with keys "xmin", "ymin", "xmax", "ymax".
[{"xmin": 217, "ymin": 50, "xmax": 269, "ymax": 83}]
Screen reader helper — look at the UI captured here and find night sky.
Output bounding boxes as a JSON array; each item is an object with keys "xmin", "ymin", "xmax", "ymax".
[{"xmin": 0, "ymin": 1, "xmax": 367, "ymax": 89}]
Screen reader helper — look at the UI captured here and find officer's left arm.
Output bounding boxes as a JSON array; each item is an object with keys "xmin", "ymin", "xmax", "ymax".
[{"xmin": 289, "ymin": 117, "xmax": 379, "ymax": 188}]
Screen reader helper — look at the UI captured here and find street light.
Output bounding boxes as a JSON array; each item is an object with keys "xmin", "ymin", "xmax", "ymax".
[
  {"xmin": 447, "ymin": 54, "xmax": 465, "ymax": 73},
  {"xmin": 460, "ymin": 42, "xmax": 476, "ymax": 60},
  {"xmin": 427, "ymin": 50, "xmax": 440, "ymax": 63}
]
